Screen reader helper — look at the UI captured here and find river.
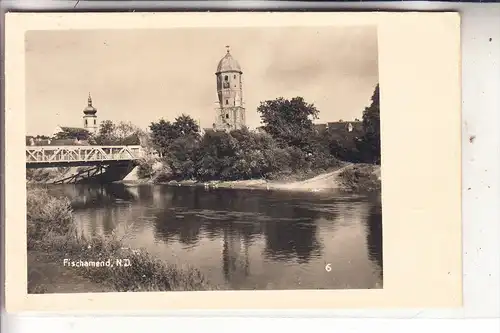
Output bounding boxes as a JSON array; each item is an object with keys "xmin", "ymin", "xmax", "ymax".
[{"xmin": 45, "ymin": 183, "xmax": 383, "ymax": 290}]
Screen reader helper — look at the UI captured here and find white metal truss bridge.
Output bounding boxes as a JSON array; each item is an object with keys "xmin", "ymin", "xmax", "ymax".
[{"xmin": 26, "ymin": 145, "xmax": 144, "ymax": 168}]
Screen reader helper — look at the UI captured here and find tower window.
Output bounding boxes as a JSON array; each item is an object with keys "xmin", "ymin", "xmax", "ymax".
[
  {"xmin": 226, "ymin": 114, "xmax": 229, "ymax": 119},
  {"xmin": 224, "ymin": 75, "xmax": 228, "ymax": 81},
  {"xmin": 94, "ymin": 119, "xmax": 96, "ymax": 125},
  {"xmin": 225, "ymin": 99, "xmax": 228, "ymax": 105},
  {"xmin": 85, "ymin": 119, "xmax": 88, "ymax": 126},
  {"xmin": 233, "ymin": 75, "xmax": 236, "ymax": 79}
]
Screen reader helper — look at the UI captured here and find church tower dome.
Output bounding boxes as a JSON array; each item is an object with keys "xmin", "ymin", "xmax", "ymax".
[
  {"xmin": 214, "ymin": 46, "xmax": 246, "ymax": 131},
  {"xmin": 83, "ymin": 94, "xmax": 97, "ymax": 114},
  {"xmin": 216, "ymin": 47, "xmax": 242, "ymax": 74},
  {"xmin": 83, "ymin": 93, "xmax": 98, "ymax": 134}
]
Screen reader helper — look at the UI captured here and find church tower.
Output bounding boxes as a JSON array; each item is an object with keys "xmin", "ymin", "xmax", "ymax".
[
  {"xmin": 83, "ymin": 93, "xmax": 98, "ymax": 134},
  {"xmin": 214, "ymin": 46, "xmax": 246, "ymax": 131}
]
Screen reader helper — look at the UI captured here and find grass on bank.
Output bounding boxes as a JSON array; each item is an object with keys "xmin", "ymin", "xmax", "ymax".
[
  {"xmin": 337, "ymin": 164, "xmax": 381, "ymax": 193},
  {"xmin": 27, "ymin": 187, "xmax": 218, "ymax": 293}
]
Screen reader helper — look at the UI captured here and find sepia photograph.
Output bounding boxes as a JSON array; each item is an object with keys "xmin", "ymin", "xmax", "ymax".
[
  {"xmin": 4, "ymin": 12, "xmax": 462, "ymax": 311},
  {"xmin": 24, "ymin": 25, "xmax": 382, "ymax": 293}
]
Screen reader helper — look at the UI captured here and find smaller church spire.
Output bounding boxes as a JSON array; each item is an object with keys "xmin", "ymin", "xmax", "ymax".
[{"xmin": 88, "ymin": 92, "xmax": 92, "ymax": 107}]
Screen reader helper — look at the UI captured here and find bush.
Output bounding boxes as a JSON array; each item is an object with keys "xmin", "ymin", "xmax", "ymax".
[
  {"xmin": 26, "ymin": 188, "xmax": 216, "ymax": 291},
  {"xmin": 27, "ymin": 187, "xmax": 75, "ymax": 250},
  {"xmin": 26, "ymin": 169, "xmax": 53, "ymax": 183},
  {"xmin": 26, "ymin": 167, "xmax": 73, "ymax": 183},
  {"xmin": 337, "ymin": 164, "xmax": 381, "ymax": 193},
  {"xmin": 66, "ymin": 236, "xmax": 213, "ymax": 292},
  {"xmin": 136, "ymin": 158, "xmax": 155, "ymax": 179},
  {"xmin": 153, "ymin": 162, "xmax": 173, "ymax": 183}
]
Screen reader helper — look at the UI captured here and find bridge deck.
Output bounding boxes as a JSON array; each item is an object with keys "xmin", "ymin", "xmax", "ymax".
[{"xmin": 26, "ymin": 145, "xmax": 144, "ymax": 167}]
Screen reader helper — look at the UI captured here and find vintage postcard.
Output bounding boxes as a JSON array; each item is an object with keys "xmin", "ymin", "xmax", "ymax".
[{"xmin": 4, "ymin": 12, "xmax": 461, "ymax": 312}]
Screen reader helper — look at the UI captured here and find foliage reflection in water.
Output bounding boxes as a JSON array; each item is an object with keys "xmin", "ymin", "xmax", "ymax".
[{"xmin": 46, "ymin": 183, "xmax": 382, "ymax": 290}]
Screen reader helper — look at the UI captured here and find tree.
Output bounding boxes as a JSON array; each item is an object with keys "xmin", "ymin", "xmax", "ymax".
[
  {"xmin": 115, "ymin": 121, "xmax": 142, "ymax": 145},
  {"xmin": 149, "ymin": 119, "xmax": 178, "ymax": 157},
  {"xmin": 115, "ymin": 121, "xmax": 137, "ymax": 141},
  {"xmin": 92, "ymin": 120, "xmax": 142, "ymax": 145},
  {"xmin": 195, "ymin": 130, "xmax": 239, "ymax": 181},
  {"xmin": 54, "ymin": 128, "xmax": 91, "ymax": 141},
  {"xmin": 229, "ymin": 127, "xmax": 257, "ymax": 152},
  {"xmin": 357, "ymin": 84, "xmax": 381, "ymax": 164},
  {"xmin": 166, "ymin": 135, "xmax": 200, "ymax": 179},
  {"xmin": 94, "ymin": 120, "xmax": 117, "ymax": 145},
  {"xmin": 149, "ymin": 114, "xmax": 200, "ymax": 157},
  {"xmin": 257, "ymin": 97, "xmax": 319, "ymax": 152},
  {"xmin": 172, "ymin": 114, "xmax": 200, "ymax": 137}
]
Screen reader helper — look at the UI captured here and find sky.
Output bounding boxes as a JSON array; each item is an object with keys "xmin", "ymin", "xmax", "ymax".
[{"xmin": 25, "ymin": 26, "xmax": 379, "ymax": 136}]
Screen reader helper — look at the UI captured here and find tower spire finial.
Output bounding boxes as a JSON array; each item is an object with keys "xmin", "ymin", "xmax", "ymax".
[
  {"xmin": 88, "ymin": 92, "xmax": 92, "ymax": 106},
  {"xmin": 225, "ymin": 45, "xmax": 230, "ymax": 53}
]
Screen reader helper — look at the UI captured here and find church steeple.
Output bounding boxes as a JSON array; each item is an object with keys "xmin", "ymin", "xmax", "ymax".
[
  {"xmin": 83, "ymin": 92, "xmax": 97, "ymax": 115},
  {"xmin": 83, "ymin": 93, "xmax": 98, "ymax": 134}
]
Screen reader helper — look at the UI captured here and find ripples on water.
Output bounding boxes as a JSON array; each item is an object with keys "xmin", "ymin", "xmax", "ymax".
[{"xmin": 45, "ymin": 183, "xmax": 383, "ymax": 290}]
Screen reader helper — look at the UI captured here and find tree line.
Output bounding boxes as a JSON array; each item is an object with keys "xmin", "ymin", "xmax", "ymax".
[
  {"xmin": 144, "ymin": 84, "xmax": 380, "ymax": 181},
  {"xmin": 50, "ymin": 120, "xmax": 144, "ymax": 146},
  {"xmin": 46, "ymin": 84, "xmax": 380, "ymax": 181}
]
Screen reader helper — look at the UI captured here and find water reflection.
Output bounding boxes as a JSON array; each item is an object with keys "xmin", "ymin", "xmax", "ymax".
[
  {"xmin": 365, "ymin": 204, "xmax": 383, "ymax": 280},
  {"xmin": 43, "ymin": 183, "xmax": 383, "ymax": 290},
  {"xmin": 47, "ymin": 183, "xmax": 138, "ymax": 209}
]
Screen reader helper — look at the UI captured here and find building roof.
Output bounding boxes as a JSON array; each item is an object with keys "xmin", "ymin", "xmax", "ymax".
[
  {"xmin": 26, "ymin": 137, "xmax": 90, "ymax": 146},
  {"xmin": 327, "ymin": 121, "xmax": 363, "ymax": 132},
  {"xmin": 49, "ymin": 139, "xmax": 89, "ymax": 146},
  {"xmin": 58, "ymin": 126, "xmax": 88, "ymax": 133},
  {"xmin": 314, "ymin": 124, "xmax": 328, "ymax": 131},
  {"xmin": 216, "ymin": 47, "xmax": 242, "ymax": 74}
]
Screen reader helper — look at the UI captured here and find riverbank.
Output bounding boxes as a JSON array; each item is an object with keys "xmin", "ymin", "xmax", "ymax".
[
  {"xmin": 142, "ymin": 162, "xmax": 381, "ymax": 194},
  {"xmin": 26, "ymin": 161, "xmax": 381, "ymax": 194},
  {"xmin": 26, "ymin": 167, "xmax": 73, "ymax": 184},
  {"xmin": 27, "ymin": 187, "xmax": 219, "ymax": 293}
]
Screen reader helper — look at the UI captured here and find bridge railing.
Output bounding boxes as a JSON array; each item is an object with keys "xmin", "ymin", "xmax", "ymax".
[{"xmin": 26, "ymin": 145, "xmax": 145, "ymax": 164}]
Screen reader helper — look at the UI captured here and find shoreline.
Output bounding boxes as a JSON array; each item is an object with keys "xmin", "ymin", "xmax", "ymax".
[
  {"xmin": 124, "ymin": 163, "xmax": 381, "ymax": 194},
  {"xmin": 26, "ymin": 162, "xmax": 382, "ymax": 195}
]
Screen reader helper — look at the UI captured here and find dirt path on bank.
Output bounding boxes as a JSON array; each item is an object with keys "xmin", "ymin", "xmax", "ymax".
[
  {"xmin": 212, "ymin": 163, "xmax": 354, "ymax": 192},
  {"xmin": 268, "ymin": 164, "xmax": 354, "ymax": 191},
  {"xmin": 28, "ymin": 251, "xmax": 112, "ymax": 294}
]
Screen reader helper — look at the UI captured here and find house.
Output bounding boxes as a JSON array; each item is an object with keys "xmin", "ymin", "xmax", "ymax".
[
  {"xmin": 53, "ymin": 125, "xmax": 91, "ymax": 138},
  {"xmin": 52, "ymin": 125, "xmax": 64, "ymax": 137},
  {"xmin": 26, "ymin": 135, "xmax": 89, "ymax": 146},
  {"xmin": 323, "ymin": 121, "xmax": 364, "ymax": 147},
  {"xmin": 313, "ymin": 123, "xmax": 328, "ymax": 133},
  {"xmin": 49, "ymin": 138, "xmax": 89, "ymax": 146},
  {"xmin": 26, "ymin": 136, "xmax": 51, "ymax": 146},
  {"xmin": 326, "ymin": 120, "xmax": 363, "ymax": 134}
]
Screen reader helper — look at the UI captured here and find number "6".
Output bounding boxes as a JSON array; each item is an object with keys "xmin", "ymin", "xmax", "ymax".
[{"xmin": 325, "ymin": 263, "xmax": 332, "ymax": 272}]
